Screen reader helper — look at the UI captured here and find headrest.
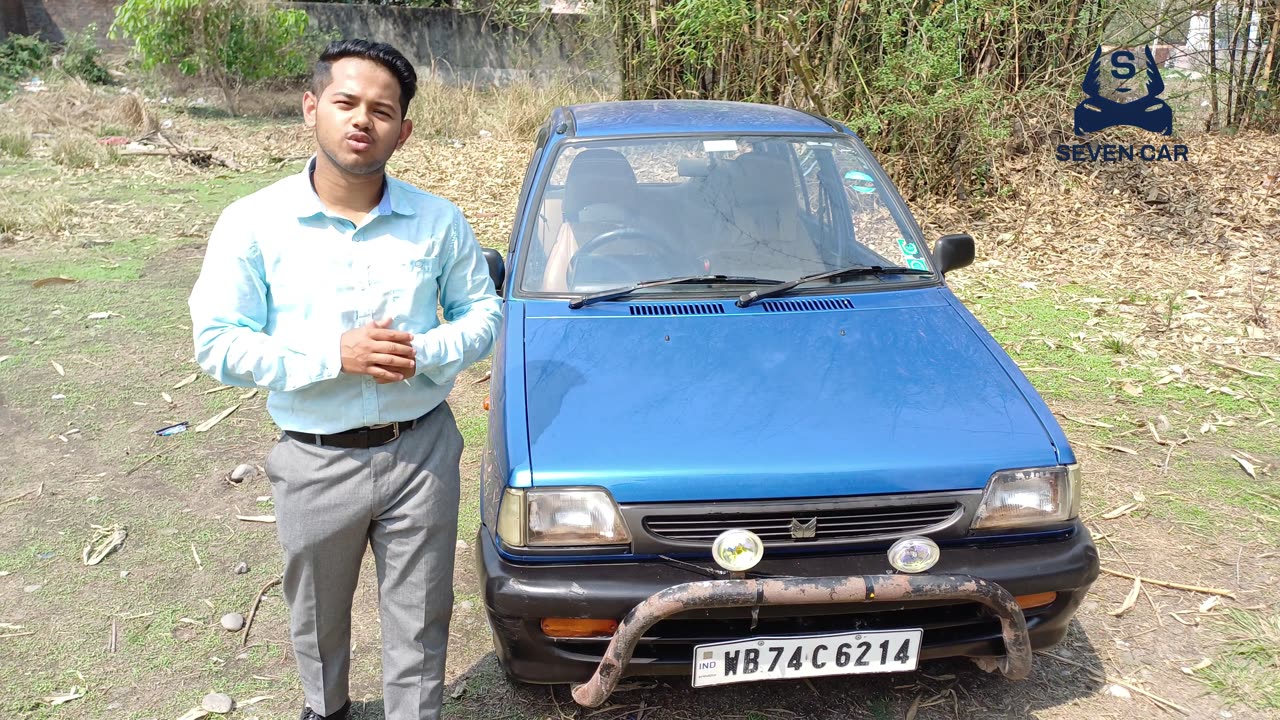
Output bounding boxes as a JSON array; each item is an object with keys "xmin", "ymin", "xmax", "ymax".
[
  {"xmin": 563, "ymin": 149, "xmax": 637, "ymax": 221},
  {"xmin": 723, "ymin": 152, "xmax": 796, "ymax": 207}
]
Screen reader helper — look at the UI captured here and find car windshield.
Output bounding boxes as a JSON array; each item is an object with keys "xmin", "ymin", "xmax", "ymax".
[{"xmin": 518, "ymin": 134, "xmax": 932, "ymax": 295}]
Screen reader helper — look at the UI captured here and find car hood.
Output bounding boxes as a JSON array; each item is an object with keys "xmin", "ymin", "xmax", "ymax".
[{"xmin": 521, "ymin": 292, "xmax": 1058, "ymax": 503}]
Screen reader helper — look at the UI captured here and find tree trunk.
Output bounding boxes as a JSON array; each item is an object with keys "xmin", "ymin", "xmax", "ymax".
[
  {"xmin": 1209, "ymin": 6, "xmax": 1220, "ymax": 130},
  {"xmin": 1262, "ymin": 1, "xmax": 1280, "ymax": 92}
]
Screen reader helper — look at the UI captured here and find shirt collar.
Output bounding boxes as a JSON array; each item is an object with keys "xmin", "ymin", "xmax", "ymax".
[{"xmin": 295, "ymin": 155, "xmax": 415, "ymax": 220}]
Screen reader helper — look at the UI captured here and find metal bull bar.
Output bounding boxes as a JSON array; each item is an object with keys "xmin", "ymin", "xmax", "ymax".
[{"xmin": 570, "ymin": 573, "xmax": 1032, "ymax": 708}]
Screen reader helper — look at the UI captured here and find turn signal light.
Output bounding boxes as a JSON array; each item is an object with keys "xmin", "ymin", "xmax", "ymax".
[
  {"xmin": 540, "ymin": 618, "xmax": 619, "ymax": 638},
  {"xmin": 1014, "ymin": 592, "xmax": 1058, "ymax": 609}
]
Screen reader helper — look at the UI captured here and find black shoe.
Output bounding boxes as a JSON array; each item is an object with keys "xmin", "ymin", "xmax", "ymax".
[{"xmin": 300, "ymin": 700, "xmax": 350, "ymax": 720}]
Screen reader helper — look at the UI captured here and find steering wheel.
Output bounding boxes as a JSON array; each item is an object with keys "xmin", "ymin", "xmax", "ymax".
[{"xmin": 567, "ymin": 225, "xmax": 691, "ymax": 287}]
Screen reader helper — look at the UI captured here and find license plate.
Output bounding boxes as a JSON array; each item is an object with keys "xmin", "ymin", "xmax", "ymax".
[{"xmin": 691, "ymin": 629, "xmax": 922, "ymax": 687}]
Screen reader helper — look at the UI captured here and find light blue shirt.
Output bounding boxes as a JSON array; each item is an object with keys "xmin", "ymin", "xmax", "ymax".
[{"xmin": 188, "ymin": 158, "xmax": 503, "ymax": 434}]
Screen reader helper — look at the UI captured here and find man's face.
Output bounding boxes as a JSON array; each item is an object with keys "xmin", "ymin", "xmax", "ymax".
[{"xmin": 303, "ymin": 57, "xmax": 413, "ymax": 176}]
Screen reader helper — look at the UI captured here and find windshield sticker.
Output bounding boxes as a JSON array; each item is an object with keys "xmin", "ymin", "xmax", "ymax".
[
  {"xmin": 703, "ymin": 139, "xmax": 737, "ymax": 152},
  {"xmin": 897, "ymin": 238, "xmax": 929, "ymax": 270},
  {"xmin": 843, "ymin": 170, "xmax": 876, "ymax": 194}
]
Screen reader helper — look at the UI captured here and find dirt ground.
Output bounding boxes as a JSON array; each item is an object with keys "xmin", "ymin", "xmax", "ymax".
[{"xmin": 0, "ymin": 84, "xmax": 1277, "ymax": 720}]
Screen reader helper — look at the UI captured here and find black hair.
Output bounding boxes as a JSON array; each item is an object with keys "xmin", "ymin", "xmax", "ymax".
[{"xmin": 313, "ymin": 39, "xmax": 418, "ymax": 118}]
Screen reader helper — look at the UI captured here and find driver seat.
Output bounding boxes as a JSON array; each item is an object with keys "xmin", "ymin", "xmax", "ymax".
[{"xmin": 542, "ymin": 149, "xmax": 638, "ymax": 291}]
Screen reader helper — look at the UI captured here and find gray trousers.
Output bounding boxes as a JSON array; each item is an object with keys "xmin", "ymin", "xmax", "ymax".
[{"xmin": 265, "ymin": 402, "xmax": 463, "ymax": 719}]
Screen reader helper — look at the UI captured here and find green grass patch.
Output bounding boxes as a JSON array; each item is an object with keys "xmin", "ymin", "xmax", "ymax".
[
  {"xmin": 0, "ymin": 129, "xmax": 31, "ymax": 157},
  {"xmin": 1196, "ymin": 609, "xmax": 1280, "ymax": 710},
  {"xmin": 962, "ymin": 282, "xmax": 1277, "ymax": 421}
]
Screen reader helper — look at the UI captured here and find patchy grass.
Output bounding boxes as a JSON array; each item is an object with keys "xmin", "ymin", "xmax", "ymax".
[
  {"xmin": 0, "ymin": 129, "xmax": 31, "ymax": 157},
  {"xmin": 1197, "ymin": 609, "xmax": 1280, "ymax": 710},
  {"xmin": 50, "ymin": 135, "xmax": 118, "ymax": 169},
  {"xmin": 409, "ymin": 77, "xmax": 607, "ymax": 141},
  {"xmin": 29, "ymin": 197, "xmax": 73, "ymax": 235}
]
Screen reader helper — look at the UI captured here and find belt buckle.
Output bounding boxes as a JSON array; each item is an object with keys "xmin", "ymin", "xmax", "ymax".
[{"xmin": 368, "ymin": 422, "xmax": 399, "ymax": 447}]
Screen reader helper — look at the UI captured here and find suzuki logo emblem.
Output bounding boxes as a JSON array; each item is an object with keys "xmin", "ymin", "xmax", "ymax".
[{"xmin": 789, "ymin": 517, "xmax": 817, "ymax": 539}]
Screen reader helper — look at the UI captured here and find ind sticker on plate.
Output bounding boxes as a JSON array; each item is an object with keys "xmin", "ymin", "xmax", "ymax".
[{"xmin": 703, "ymin": 139, "xmax": 737, "ymax": 152}]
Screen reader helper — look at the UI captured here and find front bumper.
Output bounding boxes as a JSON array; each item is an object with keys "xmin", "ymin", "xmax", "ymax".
[{"xmin": 477, "ymin": 523, "xmax": 1098, "ymax": 700}]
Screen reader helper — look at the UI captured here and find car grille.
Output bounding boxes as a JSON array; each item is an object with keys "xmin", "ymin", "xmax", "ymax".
[{"xmin": 643, "ymin": 503, "xmax": 961, "ymax": 545}]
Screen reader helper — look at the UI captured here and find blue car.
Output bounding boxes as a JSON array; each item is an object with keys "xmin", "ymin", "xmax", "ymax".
[{"xmin": 473, "ymin": 100, "xmax": 1099, "ymax": 707}]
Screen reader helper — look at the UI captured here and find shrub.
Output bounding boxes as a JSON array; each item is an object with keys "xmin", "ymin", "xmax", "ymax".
[
  {"xmin": 111, "ymin": 0, "xmax": 330, "ymax": 115},
  {"xmin": 51, "ymin": 135, "xmax": 117, "ymax": 169},
  {"xmin": 59, "ymin": 24, "xmax": 112, "ymax": 85},
  {"xmin": 0, "ymin": 34, "xmax": 51, "ymax": 96},
  {"xmin": 0, "ymin": 131, "xmax": 32, "ymax": 158}
]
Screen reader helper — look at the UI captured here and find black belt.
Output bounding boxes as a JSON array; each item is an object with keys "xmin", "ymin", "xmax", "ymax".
[{"xmin": 285, "ymin": 414, "xmax": 426, "ymax": 449}]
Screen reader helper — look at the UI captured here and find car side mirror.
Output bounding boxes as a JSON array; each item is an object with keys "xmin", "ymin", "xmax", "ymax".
[
  {"xmin": 933, "ymin": 233, "xmax": 974, "ymax": 274},
  {"xmin": 482, "ymin": 248, "xmax": 505, "ymax": 294}
]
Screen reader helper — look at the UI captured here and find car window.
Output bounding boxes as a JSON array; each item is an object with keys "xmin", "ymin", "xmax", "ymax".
[{"xmin": 519, "ymin": 135, "xmax": 925, "ymax": 294}]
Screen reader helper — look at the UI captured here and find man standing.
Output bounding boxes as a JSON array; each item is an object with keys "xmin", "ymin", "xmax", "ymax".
[{"xmin": 188, "ymin": 40, "xmax": 502, "ymax": 720}]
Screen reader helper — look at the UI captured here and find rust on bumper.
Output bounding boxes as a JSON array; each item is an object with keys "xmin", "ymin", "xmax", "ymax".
[{"xmin": 569, "ymin": 573, "xmax": 1031, "ymax": 708}]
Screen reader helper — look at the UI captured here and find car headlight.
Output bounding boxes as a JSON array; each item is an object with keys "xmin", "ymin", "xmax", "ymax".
[
  {"xmin": 971, "ymin": 465, "xmax": 1080, "ymax": 530},
  {"xmin": 495, "ymin": 487, "xmax": 630, "ymax": 547}
]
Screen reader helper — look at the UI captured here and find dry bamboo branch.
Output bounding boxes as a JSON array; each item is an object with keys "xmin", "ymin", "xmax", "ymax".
[{"xmin": 1100, "ymin": 567, "xmax": 1236, "ymax": 597}]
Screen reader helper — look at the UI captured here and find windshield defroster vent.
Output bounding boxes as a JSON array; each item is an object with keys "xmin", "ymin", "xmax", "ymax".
[
  {"xmin": 760, "ymin": 298, "xmax": 854, "ymax": 313},
  {"xmin": 629, "ymin": 303, "xmax": 725, "ymax": 317}
]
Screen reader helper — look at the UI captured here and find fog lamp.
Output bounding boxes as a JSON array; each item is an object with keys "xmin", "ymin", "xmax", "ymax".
[
  {"xmin": 711, "ymin": 529, "xmax": 764, "ymax": 572},
  {"xmin": 887, "ymin": 536, "xmax": 940, "ymax": 574}
]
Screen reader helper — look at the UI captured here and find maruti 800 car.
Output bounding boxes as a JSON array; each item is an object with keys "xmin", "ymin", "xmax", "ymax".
[{"xmin": 472, "ymin": 100, "xmax": 1099, "ymax": 707}]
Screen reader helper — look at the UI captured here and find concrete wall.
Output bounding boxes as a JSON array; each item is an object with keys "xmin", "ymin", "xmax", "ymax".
[
  {"xmin": 15, "ymin": 0, "xmax": 122, "ymax": 46},
  {"xmin": 294, "ymin": 3, "xmax": 614, "ymax": 88},
  {"xmin": 5, "ymin": 1, "xmax": 615, "ymax": 88}
]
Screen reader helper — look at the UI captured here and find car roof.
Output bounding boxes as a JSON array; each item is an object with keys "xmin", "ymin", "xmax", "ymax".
[{"xmin": 563, "ymin": 100, "xmax": 840, "ymax": 138}]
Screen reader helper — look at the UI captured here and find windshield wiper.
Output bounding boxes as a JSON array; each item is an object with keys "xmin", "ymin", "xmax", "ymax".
[
  {"xmin": 569, "ymin": 275, "xmax": 783, "ymax": 309},
  {"xmin": 736, "ymin": 264, "xmax": 934, "ymax": 308}
]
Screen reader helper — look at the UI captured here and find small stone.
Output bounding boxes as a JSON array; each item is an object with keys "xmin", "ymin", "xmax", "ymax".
[
  {"xmin": 1155, "ymin": 415, "xmax": 1172, "ymax": 433},
  {"xmin": 229, "ymin": 463, "xmax": 257, "ymax": 482},
  {"xmin": 120, "ymin": 570, "xmax": 129, "ymax": 579},
  {"xmin": 201, "ymin": 692, "xmax": 234, "ymax": 714},
  {"xmin": 105, "ymin": 702, "xmax": 121, "ymax": 711},
  {"xmin": 23, "ymin": 584, "xmax": 41, "ymax": 593},
  {"xmin": 233, "ymin": 561, "xmax": 249, "ymax": 575},
  {"xmin": 1107, "ymin": 684, "xmax": 1132, "ymax": 700},
  {"xmin": 0, "ymin": 233, "xmax": 16, "ymax": 247},
  {"xmin": 457, "ymin": 600, "xmax": 474, "ymax": 612},
  {"xmin": 455, "ymin": 540, "xmax": 469, "ymax": 550},
  {"xmin": 220, "ymin": 613, "xmax": 245, "ymax": 632}
]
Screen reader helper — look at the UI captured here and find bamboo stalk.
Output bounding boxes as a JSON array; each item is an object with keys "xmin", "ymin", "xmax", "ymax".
[
  {"xmin": 1100, "ymin": 567, "xmax": 1236, "ymax": 597},
  {"xmin": 1210, "ymin": 6, "xmax": 1220, "ymax": 130}
]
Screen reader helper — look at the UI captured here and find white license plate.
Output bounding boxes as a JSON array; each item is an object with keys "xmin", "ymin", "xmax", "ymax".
[{"xmin": 691, "ymin": 629, "xmax": 922, "ymax": 687}]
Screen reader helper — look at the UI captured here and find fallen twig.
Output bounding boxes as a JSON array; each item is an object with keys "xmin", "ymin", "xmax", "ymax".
[
  {"xmin": 1208, "ymin": 359, "xmax": 1274, "ymax": 379},
  {"xmin": 123, "ymin": 443, "xmax": 179, "ymax": 476},
  {"xmin": 0, "ymin": 631, "xmax": 36, "ymax": 639},
  {"xmin": 0, "ymin": 482, "xmax": 44, "ymax": 509},
  {"xmin": 1100, "ymin": 567, "xmax": 1235, "ymax": 597},
  {"xmin": 242, "ymin": 576, "xmax": 282, "ymax": 646},
  {"xmin": 1108, "ymin": 677, "xmax": 1191, "ymax": 715}
]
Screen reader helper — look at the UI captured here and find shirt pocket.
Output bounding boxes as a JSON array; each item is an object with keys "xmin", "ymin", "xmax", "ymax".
[{"xmin": 378, "ymin": 256, "xmax": 441, "ymax": 330}]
